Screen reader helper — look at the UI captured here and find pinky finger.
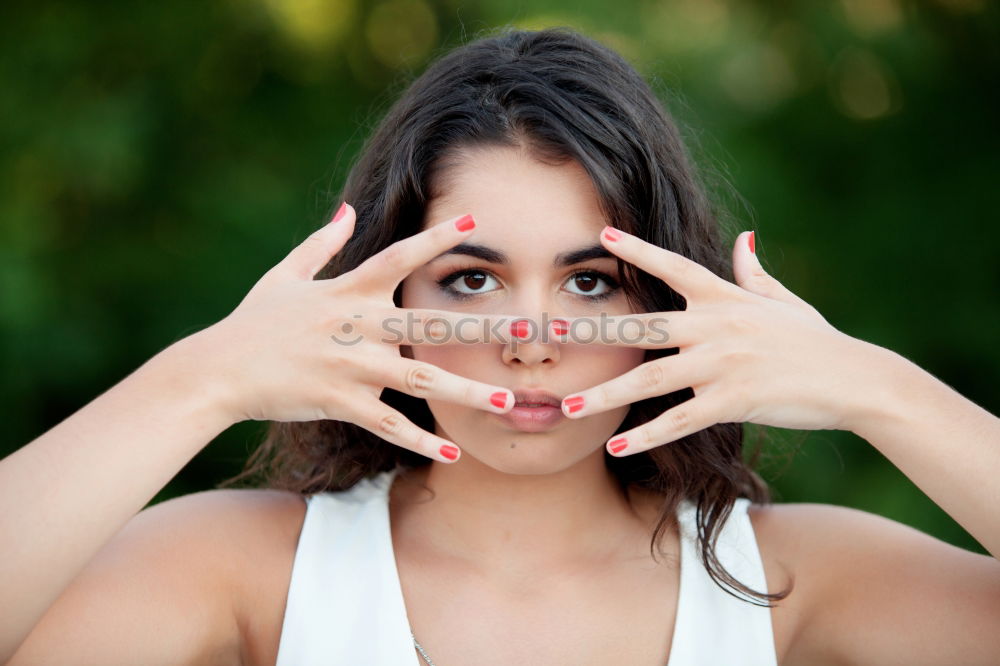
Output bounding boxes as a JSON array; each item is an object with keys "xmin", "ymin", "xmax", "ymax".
[
  {"xmin": 351, "ymin": 397, "xmax": 461, "ymax": 463},
  {"xmin": 605, "ymin": 387, "xmax": 722, "ymax": 457}
]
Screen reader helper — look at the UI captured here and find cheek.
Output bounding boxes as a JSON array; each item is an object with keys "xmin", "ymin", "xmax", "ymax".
[
  {"xmin": 564, "ymin": 343, "xmax": 646, "ymax": 389},
  {"xmin": 410, "ymin": 343, "xmax": 486, "ymax": 377}
]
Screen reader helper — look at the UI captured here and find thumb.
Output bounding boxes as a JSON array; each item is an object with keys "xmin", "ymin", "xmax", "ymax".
[
  {"xmin": 281, "ymin": 202, "xmax": 356, "ymax": 281},
  {"xmin": 732, "ymin": 230, "xmax": 816, "ymax": 312}
]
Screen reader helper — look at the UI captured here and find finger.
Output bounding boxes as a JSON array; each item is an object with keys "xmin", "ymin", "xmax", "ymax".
[
  {"xmin": 600, "ymin": 226, "xmax": 743, "ymax": 303},
  {"xmin": 279, "ymin": 202, "xmax": 356, "ymax": 281},
  {"xmin": 602, "ymin": 385, "xmax": 724, "ymax": 457},
  {"xmin": 350, "ymin": 212, "xmax": 477, "ymax": 292},
  {"xmin": 561, "ymin": 349, "xmax": 714, "ymax": 419},
  {"xmin": 374, "ymin": 309, "xmax": 521, "ymax": 346},
  {"xmin": 350, "ymin": 395, "xmax": 462, "ymax": 463},
  {"xmin": 732, "ymin": 230, "xmax": 818, "ymax": 313},
  {"xmin": 544, "ymin": 311, "xmax": 708, "ymax": 350},
  {"xmin": 367, "ymin": 356, "xmax": 513, "ymax": 414}
]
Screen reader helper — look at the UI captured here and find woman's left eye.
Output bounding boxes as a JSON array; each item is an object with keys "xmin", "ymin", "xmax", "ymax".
[
  {"xmin": 436, "ymin": 269, "xmax": 620, "ymax": 301},
  {"xmin": 562, "ymin": 271, "xmax": 619, "ymax": 299}
]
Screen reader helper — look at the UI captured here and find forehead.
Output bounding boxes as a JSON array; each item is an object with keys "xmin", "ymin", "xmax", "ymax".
[{"xmin": 422, "ymin": 145, "xmax": 609, "ymax": 245}]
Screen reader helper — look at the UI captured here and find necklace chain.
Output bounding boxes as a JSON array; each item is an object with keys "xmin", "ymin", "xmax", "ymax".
[{"xmin": 411, "ymin": 630, "xmax": 436, "ymax": 666}]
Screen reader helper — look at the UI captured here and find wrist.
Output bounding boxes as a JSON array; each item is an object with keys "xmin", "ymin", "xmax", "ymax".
[
  {"xmin": 838, "ymin": 337, "xmax": 921, "ymax": 441},
  {"xmin": 143, "ymin": 324, "xmax": 244, "ymax": 430}
]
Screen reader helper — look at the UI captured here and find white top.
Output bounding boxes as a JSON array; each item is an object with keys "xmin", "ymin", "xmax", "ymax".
[{"xmin": 275, "ymin": 467, "xmax": 778, "ymax": 665}]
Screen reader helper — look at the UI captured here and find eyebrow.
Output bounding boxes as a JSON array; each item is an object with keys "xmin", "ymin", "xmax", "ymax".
[{"xmin": 434, "ymin": 242, "xmax": 614, "ymax": 267}]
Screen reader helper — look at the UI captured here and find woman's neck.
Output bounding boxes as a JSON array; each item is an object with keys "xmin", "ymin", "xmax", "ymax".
[{"xmin": 389, "ymin": 450, "xmax": 665, "ymax": 584}]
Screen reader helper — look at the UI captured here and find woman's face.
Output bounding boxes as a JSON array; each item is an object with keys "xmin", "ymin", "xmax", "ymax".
[{"xmin": 400, "ymin": 145, "xmax": 645, "ymax": 474}]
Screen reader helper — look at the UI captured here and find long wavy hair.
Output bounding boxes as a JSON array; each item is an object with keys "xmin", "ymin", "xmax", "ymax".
[{"xmin": 225, "ymin": 25, "xmax": 793, "ymax": 608}]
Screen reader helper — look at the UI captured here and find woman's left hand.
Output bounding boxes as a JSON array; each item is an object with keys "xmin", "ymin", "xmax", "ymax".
[{"xmin": 560, "ymin": 226, "xmax": 891, "ymax": 456}]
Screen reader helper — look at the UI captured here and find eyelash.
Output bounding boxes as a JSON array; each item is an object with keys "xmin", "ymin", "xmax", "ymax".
[{"xmin": 435, "ymin": 266, "xmax": 621, "ymax": 303}]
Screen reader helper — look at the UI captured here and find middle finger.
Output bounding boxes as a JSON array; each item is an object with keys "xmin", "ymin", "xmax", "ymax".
[{"xmin": 367, "ymin": 355, "xmax": 514, "ymax": 414}]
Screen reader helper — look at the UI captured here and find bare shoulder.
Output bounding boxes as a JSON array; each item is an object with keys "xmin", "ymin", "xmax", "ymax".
[
  {"xmin": 147, "ymin": 487, "xmax": 309, "ymax": 666},
  {"xmin": 10, "ymin": 487, "xmax": 307, "ymax": 666},
  {"xmin": 746, "ymin": 501, "xmax": 1000, "ymax": 665}
]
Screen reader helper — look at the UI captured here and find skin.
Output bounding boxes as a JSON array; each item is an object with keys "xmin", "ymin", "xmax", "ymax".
[
  {"xmin": 396, "ymin": 144, "xmax": 649, "ymax": 575},
  {"xmin": 5, "ymin": 145, "xmax": 1000, "ymax": 665}
]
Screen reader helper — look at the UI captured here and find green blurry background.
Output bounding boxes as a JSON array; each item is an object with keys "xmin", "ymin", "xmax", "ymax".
[{"xmin": 2, "ymin": 0, "xmax": 997, "ymax": 554}]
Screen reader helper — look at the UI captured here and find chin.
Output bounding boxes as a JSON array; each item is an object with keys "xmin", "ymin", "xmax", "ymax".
[
  {"xmin": 429, "ymin": 406, "xmax": 630, "ymax": 475},
  {"xmin": 459, "ymin": 437, "xmax": 598, "ymax": 475}
]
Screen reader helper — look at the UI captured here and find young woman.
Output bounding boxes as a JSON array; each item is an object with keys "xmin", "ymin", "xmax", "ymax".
[{"xmin": 3, "ymin": 26, "xmax": 999, "ymax": 666}]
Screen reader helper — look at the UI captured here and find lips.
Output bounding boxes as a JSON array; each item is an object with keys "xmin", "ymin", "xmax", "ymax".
[
  {"xmin": 494, "ymin": 387, "xmax": 566, "ymax": 432},
  {"xmin": 511, "ymin": 388, "xmax": 561, "ymax": 408}
]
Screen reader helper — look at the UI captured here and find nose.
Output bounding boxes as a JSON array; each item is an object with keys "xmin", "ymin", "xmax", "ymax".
[{"xmin": 501, "ymin": 312, "xmax": 563, "ymax": 367}]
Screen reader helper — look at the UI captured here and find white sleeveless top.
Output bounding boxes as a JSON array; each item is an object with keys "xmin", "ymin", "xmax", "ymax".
[{"xmin": 275, "ymin": 467, "xmax": 778, "ymax": 665}]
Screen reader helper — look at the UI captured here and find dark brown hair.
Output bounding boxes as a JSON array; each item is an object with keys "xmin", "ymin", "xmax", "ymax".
[{"xmin": 226, "ymin": 25, "xmax": 792, "ymax": 608}]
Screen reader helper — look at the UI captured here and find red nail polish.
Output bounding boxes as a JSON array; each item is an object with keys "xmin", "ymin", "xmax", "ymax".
[
  {"xmin": 551, "ymin": 319, "xmax": 569, "ymax": 336},
  {"xmin": 490, "ymin": 391, "xmax": 508, "ymax": 409},
  {"xmin": 602, "ymin": 226, "xmax": 622, "ymax": 242},
  {"xmin": 439, "ymin": 444, "xmax": 459, "ymax": 461},
  {"xmin": 332, "ymin": 201, "xmax": 348, "ymax": 223},
  {"xmin": 454, "ymin": 214, "xmax": 476, "ymax": 232},
  {"xmin": 608, "ymin": 437, "xmax": 628, "ymax": 454},
  {"xmin": 748, "ymin": 231, "xmax": 755, "ymax": 254},
  {"xmin": 564, "ymin": 396, "xmax": 585, "ymax": 413},
  {"xmin": 510, "ymin": 320, "xmax": 531, "ymax": 339}
]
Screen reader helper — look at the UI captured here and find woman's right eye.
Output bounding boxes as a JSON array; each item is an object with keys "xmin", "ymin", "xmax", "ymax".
[{"xmin": 436, "ymin": 269, "xmax": 501, "ymax": 299}]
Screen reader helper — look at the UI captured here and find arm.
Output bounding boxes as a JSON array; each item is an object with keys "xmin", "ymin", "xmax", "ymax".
[
  {"xmin": 751, "ymin": 501, "xmax": 1000, "ymax": 665},
  {"xmin": 751, "ymin": 341, "xmax": 1000, "ymax": 664},
  {"xmin": 0, "ymin": 331, "xmax": 236, "ymax": 661},
  {"xmin": 7, "ymin": 487, "xmax": 306, "ymax": 666},
  {"xmin": 843, "ymin": 340, "xmax": 1000, "ymax": 559},
  {"xmin": 0, "ymin": 205, "xmax": 519, "ymax": 662}
]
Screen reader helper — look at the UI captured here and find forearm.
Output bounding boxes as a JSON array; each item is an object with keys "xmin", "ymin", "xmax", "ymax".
[
  {"xmin": 0, "ymin": 329, "xmax": 237, "ymax": 660},
  {"xmin": 845, "ymin": 339, "xmax": 1000, "ymax": 559}
]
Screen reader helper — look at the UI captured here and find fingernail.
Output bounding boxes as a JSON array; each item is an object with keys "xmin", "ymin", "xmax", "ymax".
[
  {"xmin": 489, "ymin": 391, "xmax": 509, "ymax": 409},
  {"xmin": 563, "ymin": 396, "xmax": 585, "ymax": 414},
  {"xmin": 608, "ymin": 437, "xmax": 628, "ymax": 454},
  {"xmin": 439, "ymin": 444, "xmax": 459, "ymax": 461},
  {"xmin": 602, "ymin": 226, "xmax": 622, "ymax": 242},
  {"xmin": 551, "ymin": 319, "xmax": 569, "ymax": 337},
  {"xmin": 454, "ymin": 214, "xmax": 476, "ymax": 232},
  {"xmin": 332, "ymin": 201, "xmax": 348, "ymax": 223},
  {"xmin": 510, "ymin": 319, "xmax": 531, "ymax": 339},
  {"xmin": 748, "ymin": 231, "xmax": 755, "ymax": 254}
]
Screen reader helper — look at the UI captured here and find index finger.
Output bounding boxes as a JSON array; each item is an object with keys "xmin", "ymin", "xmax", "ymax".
[
  {"xmin": 374, "ymin": 309, "xmax": 522, "ymax": 346},
  {"xmin": 350, "ymin": 213, "xmax": 477, "ymax": 292},
  {"xmin": 600, "ymin": 226, "xmax": 743, "ymax": 303}
]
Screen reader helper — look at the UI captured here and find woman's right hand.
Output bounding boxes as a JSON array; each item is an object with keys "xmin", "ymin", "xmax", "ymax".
[{"xmin": 195, "ymin": 203, "xmax": 513, "ymax": 463}]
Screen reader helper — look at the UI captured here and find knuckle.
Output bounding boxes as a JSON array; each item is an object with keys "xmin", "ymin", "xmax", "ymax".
[
  {"xmin": 671, "ymin": 255, "xmax": 698, "ymax": 282},
  {"xmin": 665, "ymin": 406, "xmax": 693, "ymax": 433},
  {"xmin": 404, "ymin": 363, "xmax": 436, "ymax": 394},
  {"xmin": 720, "ymin": 341, "xmax": 754, "ymax": 365},
  {"xmin": 727, "ymin": 312, "xmax": 760, "ymax": 337},
  {"xmin": 380, "ymin": 240, "xmax": 406, "ymax": 268},
  {"xmin": 596, "ymin": 382, "xmax": 613, "ymax": 408},
  {"xmin": 325, "ymin": 353, "xmax": 350, "ymax": 371},
  {"xmin": 462, "ymin": 379, "xmax": 478, "ymax": 406},
  {"xmin": 724, "ymin": 383, "xmax": 750, "ymax": 410},
  {"xmin": 321, "ymin": 386, "xmax": 346, "ymax": 408},
  {"xmin": 376, "ymin": 411, "xmax": 405, "ymax": 436},
  {"xmin": 639, "ymin": 361, "xmax": 665, "ymax": 390}
]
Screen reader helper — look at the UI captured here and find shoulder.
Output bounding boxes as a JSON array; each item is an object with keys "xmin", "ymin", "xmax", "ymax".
[
  {"xmin": 9, "ymin": 488, "xmax": 309, "ymax": 666},
  {"xmin": 746, "ymin": 500, "xmax": 1000, "ymax": 665},
  {"xmin": 143, "ymin": 488, "xmax": 309, "ymax": 665},
  {"xmin": 137, "ymin": 486, "xmax": 308, "ymax": 547}
]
